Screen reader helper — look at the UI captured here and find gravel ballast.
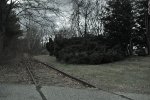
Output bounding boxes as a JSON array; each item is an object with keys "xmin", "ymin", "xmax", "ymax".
[{"xmin": 0, "ymin": 58, "xmax": 87, "ymax": 89}]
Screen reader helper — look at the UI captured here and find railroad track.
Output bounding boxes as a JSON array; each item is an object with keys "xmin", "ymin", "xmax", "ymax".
[
  {"xmin": 26, "ymin": 63, "xmax": 47, "ymax": 100},
  {"xmin": 26, "ymin": 59, "xmax": 134, "ymax": 100},
  {"xmin": 26, "ymin": 64, "xmax": 37, "ymax": 85}
]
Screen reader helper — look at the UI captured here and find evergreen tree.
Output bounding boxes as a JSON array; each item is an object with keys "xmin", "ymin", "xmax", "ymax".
[
  {"xmin": 0, "ymin": 0, "xmax": 22, "ymax": 60},
  {"xmin": 130, "ymin": 0, "xmax": 150, "ymax": 55},
  {"xmin": 103, "ymin": 0, "xmax": 134, "ymax": 55},
  {"xmin": 3, "ymin": 11, "xmax": 22, "ymax": 49},
  {"xmin": 5, "ymin": 11, "xmax": 22, "ymax": 38},
  {"xmin": 46, "ymin": 38, "xmax": 54, "ymax": 56},
  {"xmin": 132, "ymin": 0, "xmax": 149, "ymax": 52}
]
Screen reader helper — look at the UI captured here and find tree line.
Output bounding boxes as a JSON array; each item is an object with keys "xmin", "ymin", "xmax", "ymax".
[
  {"xmin": 0, "ymin": 0, "xmax": 149, "ymax": 64},
  {"xmin": 0, "ymin": 0, "xmax": 60, "ymax": 62}
]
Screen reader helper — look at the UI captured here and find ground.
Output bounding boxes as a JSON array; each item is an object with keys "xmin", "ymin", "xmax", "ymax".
[
  {"xmin": 0, "ymin": 55, "xmax": 150, "ymax": 100},
  {"xmin": 34, "ymin": 55, "xmax": 150, "ymax": 94},
  {"xmin": 1, "ymin": 84, "xmax": 141, "ymax": 100},
  {"xmin": 0, "ymin": 57, "xmax": 86, "ymax": 89},
  {"xmin": 0, "ymin": 58, "xmax": 32, "ymax": 84}
]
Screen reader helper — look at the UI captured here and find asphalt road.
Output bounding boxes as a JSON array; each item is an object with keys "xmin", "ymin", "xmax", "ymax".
[{"xmin": 0, "ymin": 84, "xmax": 150, "ymax": 100}]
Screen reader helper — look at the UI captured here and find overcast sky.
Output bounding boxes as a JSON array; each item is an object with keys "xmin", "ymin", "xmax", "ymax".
[{"xmin": 54, "ymin": 0, "xmax": 73, "ymax": 30}]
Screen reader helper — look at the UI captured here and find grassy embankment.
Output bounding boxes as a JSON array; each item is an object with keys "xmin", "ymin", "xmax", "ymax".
[{"xmin": 34, "ymin": 55, "xmax": 150, "ymax": 94}]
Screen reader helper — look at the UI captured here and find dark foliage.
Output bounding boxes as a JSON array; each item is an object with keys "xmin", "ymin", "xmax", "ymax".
[
  {"xmin": 3, "ymin": 11, "xmax": 22, "ymax": 50},
  {"xmin": 46, "ymin": 0, "xmax": 149, "ymax": 64},
  {"xmin": 46, "ymin": 38, "xmax": 54, "ymax": 56},
  {"xmin": 46, "ymin": 34, "xmax": 125, "ymax": 64},
  {"xmin": 132, "ymin": 0, "xmax": 148, "ymax": 48},
  {"xmin": 0, "ymin": 1, "xmax": 22, "ymax": 62},
  {"xmin": 102, "ymin": 0, "xmax": 134, "ymax": 55}
]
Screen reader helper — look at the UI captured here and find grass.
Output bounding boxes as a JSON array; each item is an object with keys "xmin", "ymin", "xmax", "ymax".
[{"xmin": 34, "ymin": 55, "xmax": 150, "ymax": 94}]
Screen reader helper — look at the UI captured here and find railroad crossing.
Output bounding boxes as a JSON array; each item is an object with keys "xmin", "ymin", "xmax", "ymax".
[{"xmin": 0, "ymin": 84, "xmax": 150, "ymax": 100}]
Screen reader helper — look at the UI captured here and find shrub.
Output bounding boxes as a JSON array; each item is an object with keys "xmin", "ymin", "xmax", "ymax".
[
  {"xmin": 137, "ymin": 48, "xmax": 147, "ymax": 56},
  {"xmin": 75, "ymin": 52, "xmax": 89, "ymax": 64},
  {"xmin": 89, "ymin": 52, "xmax": 104, "ymax": 64},
  {"xmin": 46, "ymin": 38, "xmax": 54, "ymax": 56},
  {"xmin": 46, "ymin": 34, "xmax": 126, "ymax": 64}
]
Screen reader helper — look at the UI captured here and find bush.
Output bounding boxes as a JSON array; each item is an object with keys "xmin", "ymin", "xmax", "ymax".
[
  {"xmin": 89, "ymin": 52, "xmax": 104, "ymax": 64},
  {"xmin": 75, "ymin": 52, "xmax": 89, "ymax": 64},
  {"xmin": 57, "ymin": 46, "xmax": 124, "ymax": 64},
  {"xmin": 46, "ymin": 38, "xmax": 54, "ymax": 56},
  {"xmin": 46, "ymin": 34, "xmax": 126, "ymax": 64},
  {"xmin": 137, "ymin": 48, "xmax": 147, "ymax": 56}
]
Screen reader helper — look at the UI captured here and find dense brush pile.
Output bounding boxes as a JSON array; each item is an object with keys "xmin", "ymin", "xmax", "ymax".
[{"xmin": 46, "ymin": 35, "xmax": 126, "ymax": 64}]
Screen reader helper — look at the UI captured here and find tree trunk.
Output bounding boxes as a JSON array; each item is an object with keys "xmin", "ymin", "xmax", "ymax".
[
  {"xmin": 77, "ymin": 3, "xmax": 81, "ymax": 36},
  {"xmin": 146, "ymin": 13, "xmax": 150, "ymax": 55},
  {"xmin": 129, "ymin": 39, "xmax": 133, "ymax": 56},
  {"xmin": 84, "ymin": 11, "xmax": 88, "ymax": 36},
  {"xmin": 0, "ymin": 35, "xmax": 4, "ymax": 55}
]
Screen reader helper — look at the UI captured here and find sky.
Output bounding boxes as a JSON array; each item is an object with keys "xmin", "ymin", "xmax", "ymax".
[
  {"xmin": 54, "ymin": 0, "xmax": 73, "ymax": 30},
  {"xmin": 14, "ymin": 0, "xmax": 73, "ymax": 31}
]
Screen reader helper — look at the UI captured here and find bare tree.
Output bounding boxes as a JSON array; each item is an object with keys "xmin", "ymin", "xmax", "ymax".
[
  {"xmin": 24, "ymin": 24, "xmax": 43, "ymax": 54},
  {"xmin": 0, "ymin": 0, "xmax": 18, "ymax": 56},
  {"xmin": 88, "ymin": 0, "xmax": 106, "ymax": 35},
  {"xmin": 71, "ymin": 0, "xmax": 83, "ymax": 36},
  {"xmin": 0, "ymin": 0, "xmax": 61, "ymax": 60},
  {"xmin": 71, "ymin": 0, "xmax": 106, "ymax": 36}
]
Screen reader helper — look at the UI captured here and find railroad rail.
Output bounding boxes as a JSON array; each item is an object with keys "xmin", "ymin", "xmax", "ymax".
[
  {"xmin": 26, "ymin": 58, "xmax": 134, "ymax": 100},
  {"xmin": 26, "ymin": 64, "xmax": 47, "ymax": 100}
]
